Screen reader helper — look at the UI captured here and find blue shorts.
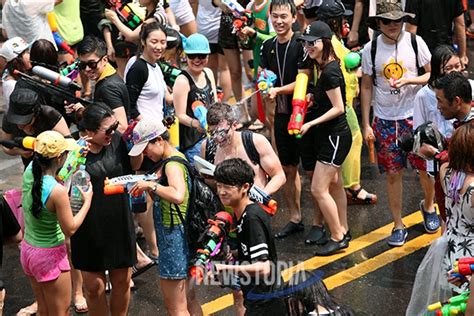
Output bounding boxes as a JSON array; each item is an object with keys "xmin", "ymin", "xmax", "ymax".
[
  {"xmin": 153, "ymin": 199, "xmax": 189, "ymax": 280},
  {"xmin": 183, "ymin": 138, "xmax": 205, "ymax": 166}
]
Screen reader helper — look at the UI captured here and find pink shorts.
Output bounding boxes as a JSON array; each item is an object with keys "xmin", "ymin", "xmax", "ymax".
[{"xmin": 20, "ymin": 240, "xmax": 71, "ymax": 282}]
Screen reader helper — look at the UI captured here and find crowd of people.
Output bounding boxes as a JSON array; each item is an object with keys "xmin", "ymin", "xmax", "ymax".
[{"xmin": 0, "ymin": 0, "xmax": 473, "ymax": 314}]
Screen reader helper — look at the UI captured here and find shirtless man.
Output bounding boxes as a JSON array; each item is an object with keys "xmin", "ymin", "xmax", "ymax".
[{"xmin": 201, "ymin": 102, "xmax": 286, "ymax": 194}]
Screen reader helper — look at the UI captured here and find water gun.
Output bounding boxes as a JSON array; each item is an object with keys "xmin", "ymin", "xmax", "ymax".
[
  {"xmin": 452, "ymin": 257, "xmax": 474, "ymax": 278},
  {"xmin": 159, "ymin": 61, "xmax": 182, "ymax": 87},
  {"xmin": 59, "ymin": 59, "xmax": 80, "ymax": 81},
  {"xmin": 103, "ymin": 174, "xmax": 158, "ymax": 196},
  {"xmin": 106, "ymin": 0, "xmax": 143, "ymax": 30},
  {"xmin": 257, "ymin": 69, "xmax": 277, "ymax": 94},
  {"xmin": 427, "ymin": 291, "xmax": 470, "ymax": 316},
  {"xmin": 189, "ymin": 211, "xmax": 234, "ymax": 284},
  {"xmin": 344, "ymin": 50, "xmax": 362, "ymax": 72},
  {"xmin": 367, "ymin": 135, "xmax": 376, "ymax": 164},
  {"xmin": 191, "ymin": 101, "xmax": 208, "ymax": 131},
  {"xmin": 288, "ymin": 73, "xmax": 309, "ymax": 138},
  {"xmin": 248, "ymin": 185, "xmax": 278, "ymax": 216},
  {"xmin": 56, "ymin": 139, "xmax": 88, "ymax": 182},
  {"xmin": 232, "ymin": 10, "xmax": 253, "ymax": 36},
  {"xmin": 47, "ymin": 12, "xmax": 75, "ymax": 55},
  {"xmin": 222, "ymin": 0, "xmax": 246, "ymax": 16},
  {"xmin": 0, "ymin": 136, "xmax": 35, "ymax": 150},
  {"xmin": 121, "ymin": 120, "xmax": 139, "ymax": 151}
]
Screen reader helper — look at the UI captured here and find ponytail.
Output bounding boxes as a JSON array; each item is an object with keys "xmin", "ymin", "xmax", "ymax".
[{"xmin": 31, "ymin": 155, "xmax": 44, "ymax": 219}]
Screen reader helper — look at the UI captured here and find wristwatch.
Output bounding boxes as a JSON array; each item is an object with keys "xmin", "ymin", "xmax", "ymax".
[{"xmin": 150, "ymin": 183, "xmax": 158, "ymax": 193}]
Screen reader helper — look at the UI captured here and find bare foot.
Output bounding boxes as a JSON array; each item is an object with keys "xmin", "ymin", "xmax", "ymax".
[{"xmin": 16, "ymin": 301, "xmax": 37, "ymax": 316}]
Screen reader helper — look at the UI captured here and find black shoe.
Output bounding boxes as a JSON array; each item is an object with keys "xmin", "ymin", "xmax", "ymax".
[
  {"xmin": 275, "ymin": 221, "xmax": 304, "ymax": 238},
  {"xmin": 343, "ymin": 230, "xmax": 352, "ymax": 242},
  {"xmin": 305, "ymin": 225, "xmax": 329, "ymax": 245},
  {"xmin": 314, "ymin": 238, "xmax": 349, "ymax": 256}
]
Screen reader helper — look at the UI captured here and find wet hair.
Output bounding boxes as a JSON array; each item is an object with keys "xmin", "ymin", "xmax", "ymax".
[
  {"xmin": 270, "ymin": 0, "xmax": 297, "ymax": 17},
  {"xmin": 285, "ymin": 270, "xmax": 354, "ymax": 316},
  {"xmin": 214, "ymin": 158, "xmax": 255, "ymax": 188},
  {"xmin": 433, "ymin": 72, "xmax": 472, "ymax": 104},
  {"xmin": 30, "ymin": 39, "xmax": 59, "ymax": 72},
  {"xmin": 79, "ymin": 102, "xmax": 114, "ymax": 131},
  {"xmin": 207, "ymin": 102, "xmax": 238, "ymax": 126},
  {"xmin": 77, "ymin": 36, "xmax": 107, "ymax": 58},
  {"xmin": 137, "ymin": 21, "xmax": 167, "ymax": 57},
  {"xmin": 31, "ymin": 154, "xmax": 56, "ymax": 219},
  {"xmin": 7, "ymin": 50, "xmax": 30, "ymax": 80},
  {"xmin": 319, "ymin": 38, "xmax": 339, "ymax": 67},
  {"xmin": 448, "ymin": 124, "xmax": 474, "ymax": 173},
  {"xmin": 429, "ymin": 45, "xmax": 458, "ymax": 86}
]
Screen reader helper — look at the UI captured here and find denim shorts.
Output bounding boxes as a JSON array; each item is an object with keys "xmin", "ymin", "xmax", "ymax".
[
  {"xmin": 153, "ymin": 198, "xmax": 189, "ymax": 280},
  {"xmin": 183, "ymin": 138, "xmax": 205, "ymax": 166}
]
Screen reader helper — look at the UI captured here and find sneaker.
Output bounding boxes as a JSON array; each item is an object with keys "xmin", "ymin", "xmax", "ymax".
[
  {"xmin": 314, "ymin": 238, "xmax": 349, "ymax": 256},
  {"xmin": 420, "ymin": 200, "xmax": 440, "ymax": 234},
  {"xmin": 275, "ymin": 221, "xmax": 304, "ymax": 239},
  {"xmin": 387, "ymin": 227, "xmax": 408, "ymax": 247},
  {"xmin": 305, "ymin": 225, "xmax": 329, "ymax": 245}
]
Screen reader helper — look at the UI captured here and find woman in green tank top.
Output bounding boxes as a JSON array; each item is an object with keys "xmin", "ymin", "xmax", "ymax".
[{"xmin": 20, "ymin": 131, "xmax": 92, "ymax": 316}]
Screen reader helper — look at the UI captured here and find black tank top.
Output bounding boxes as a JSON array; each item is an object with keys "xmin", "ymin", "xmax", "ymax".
[{"xmin": 179, "ymin": 70, "xmax": 215, "ymax": 150}]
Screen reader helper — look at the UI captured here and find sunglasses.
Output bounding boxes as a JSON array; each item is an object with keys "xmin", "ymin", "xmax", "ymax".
[
  {"xmin": 187, "ymin": 54, "xmax": 208, "ymax": 60},
  {"xmin": 303, "ymin": 39, "xmax": 322, "ymax": 48},
  {"xmin": 98, "ymin": 121, "xmax": 119, "ymax": 136},
  {"xmin": 78, "ymin": 56, "xmax": 104, "ymax": 70},
  {"xmin": 379, "ymin": 18, "xmax": 403, "ymax": 25}
]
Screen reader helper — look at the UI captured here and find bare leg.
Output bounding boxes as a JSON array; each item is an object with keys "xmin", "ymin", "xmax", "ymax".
[
  {"xmin": 81, "ymin": 271, "xmax": 108, "ymax": 316},
  {"xmin": 136, "ymin": 243, "xmax": 154, "ymax": 266},
  {"xmin": 232, "ymin": 290, "xmax": 246, "ymax": 316},
  {"xmin": 241, "ymin": 49, "xmax": 253, "ymax": 82},
  {"xmin": 330, "ymin": 169, "xmax": 349, "ymax": 231},
  {"xmin": 109, "ymin": 268, "xmax": 132, "ymax": 316},
  {"xmin": 222, "ymin": 48, "xmax": 244, "ymax": 102},
  {"xmin": 179, "ymin": 21, "xmax": 198, "ymax": 37},
  {"xmin": 306, "ymin": 170, "xmax": 324, "ymax": 226},
  {"xmin": 65, "ymin": 238, "xmax": 87, "ymax": 313},
  {"xmin": 282, "ymin": 165, "xmax": 302, "ymax": 223},
  {"xmin": 207, "ymin": 53, "xmax": 219, "ymax": 81},
  {"xmin": 41, "ymin": 272, "xmax": 72, "ymax": 316},
  {"xmin": 27, "ymin": 278, "xmax": 47, "ymax": 316},
  {"xmin": 386, "ymin": 171, "xmax": 405, "ymax": 229},
  {"xmin": 136, "ymin": 195, "xmax": 159, "ymax": 257},
  {"xmin": 218, "ymin": 54, "xmax": 232, "ymax": 102},
  {"xmin": 186, "ymin": 281, "xmax": 203, "ymax": 316},
  {"xmin": 160, "ymin": 279, "xmax": 190, "ymax": 316}
]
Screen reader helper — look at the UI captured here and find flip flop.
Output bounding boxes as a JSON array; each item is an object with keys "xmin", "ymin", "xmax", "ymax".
[
  {"xmin": 131, "ymin": 260, "xmax": 155, "ymax": 279},
  {"xmin": 16, "ymin": 302, "xmax": 37, "ymax": 316},
  {"xmin": 346, "ymin": 187, "xmax": 377, "ymax": 205},
  {"xmin": 74, "ymin": 297, "xmax": 88, "ymax": 314}
]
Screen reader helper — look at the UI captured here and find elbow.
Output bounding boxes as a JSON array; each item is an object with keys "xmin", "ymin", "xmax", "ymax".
[{"xmin": 171, "ymin": 193, "xmax": 186, "ymax": 205}]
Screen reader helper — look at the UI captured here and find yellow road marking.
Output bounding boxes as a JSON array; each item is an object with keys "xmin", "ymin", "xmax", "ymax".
[
  {"xmin": 202, "ymin": 211, "xmax": 428, "ymax": 315},
  {"xmin": 325, "ymin": 231, "xmax": 440, "ymax": 290}
]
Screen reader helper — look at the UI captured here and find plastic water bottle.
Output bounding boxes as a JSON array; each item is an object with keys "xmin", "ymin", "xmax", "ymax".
[{"xmin": 70, "ymin": 165, "xmax": 90, "ymax": 215}]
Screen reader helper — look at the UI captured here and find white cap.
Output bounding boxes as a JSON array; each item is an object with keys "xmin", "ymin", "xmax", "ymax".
[
  {"xmin": 0, "ymin": 37, "xmax": 29, "ymax": 62},
  {"xmin": 128, "ymin": 118, "xmax": 168, "ymax": 156}
]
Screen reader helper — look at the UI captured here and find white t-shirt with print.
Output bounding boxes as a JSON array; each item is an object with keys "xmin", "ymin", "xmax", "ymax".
[{"xmin": 361, "ymin": 31, "xmax": 431, "ymax": 120}]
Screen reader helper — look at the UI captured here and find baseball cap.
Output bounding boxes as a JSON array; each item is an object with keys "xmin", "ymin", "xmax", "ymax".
[
  {"xmin": 183, "ymin": 33, "xmax": 211, "ymax": 55},
  {"xmin": 34, "ymin": 131, "xmax": 79, "ymax": 159},
  {"xmin": 128, "ymin": 119, "xmax": 168, "ymax": 156},
  {"xmin": 0, "ymin": 37, "xmax": 29, "ymax": 62},
  {"xmin": 298, "ymin": 21, "xmax": 333, "ymax": 42},
  {"xmin": 6, "ymin": 88, "xmax": 41, "ymax": 125},
  {"xmin": 316, "ymin": 0, "xmax": 353, "ymax": 20}
]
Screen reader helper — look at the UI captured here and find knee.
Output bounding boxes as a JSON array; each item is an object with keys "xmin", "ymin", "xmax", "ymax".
[
  {"xmin": 83, "ymin": 278, "xmax": 106, "ymax": 298},
  {"xmin": 283, "ymin": 166, "xmax": 298, "ymax": 180},
  {"xmin": 386, "ymin": 172, "xmax": 402, "ymax": 184},
  {"xmin": 232, "ymin": 290, "xmax": 244, "ymax": 305}
]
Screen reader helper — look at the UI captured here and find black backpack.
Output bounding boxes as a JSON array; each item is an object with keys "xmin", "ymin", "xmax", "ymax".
[
  {"xmin": 150, "ymin": 156, "xmax": 224, "ymax": 252},
  {"xmin": 370, "ymin": 32, "xmax": 424, "ymax": 86}
]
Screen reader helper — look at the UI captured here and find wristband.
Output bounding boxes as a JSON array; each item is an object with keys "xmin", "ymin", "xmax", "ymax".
[{"xmin": 151, "ymin": 183, "xmax": 158, "ymax": 193}]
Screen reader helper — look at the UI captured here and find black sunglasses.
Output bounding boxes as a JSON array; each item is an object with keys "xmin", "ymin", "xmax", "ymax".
[
  {"xmin": 380, "ymin": 18, "xmax": 403, "ymax": 25},
  {"xmin": 98, "ymin": 121, "xmax": 119, "ymax": 136},
  {"xmin": 187, "ymin": 54, "xmax": 208, "ymax": 60},
  {"xmin": 78, "ymin": 56, "xmax": 104, "ymax": 70}
]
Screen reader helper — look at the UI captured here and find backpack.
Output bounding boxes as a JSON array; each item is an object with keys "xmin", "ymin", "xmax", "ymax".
[
  {"xmin": 150, "ymin": 156, "xmax": 224, "ymax": 252},
  {"xmin": 370, "ymin": 32, "xmax": 424, "ymax": 86}
]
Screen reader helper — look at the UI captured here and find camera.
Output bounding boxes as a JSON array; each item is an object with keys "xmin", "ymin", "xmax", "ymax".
[{"xmin": 398, "ymin": 121, "xmax": 446, "ymax": 158}]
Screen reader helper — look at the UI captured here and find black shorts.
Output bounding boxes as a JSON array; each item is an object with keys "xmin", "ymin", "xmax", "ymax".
[
  {"xmin": 274, "ymin": 114, "xmax": 300, "ymax": 166},
  {"xmin": 218, "ymin": 13, "xmax": 253, "ymax": 51},
  {"xmin": 209, "ymin": 43, "xmax": 224, "ymax": 55},
  {"xmin": 300, "ymin": 126, "xmax": 352, "ymax": 171}
]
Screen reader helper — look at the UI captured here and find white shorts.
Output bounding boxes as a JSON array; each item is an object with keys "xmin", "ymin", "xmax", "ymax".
[{"xmin": 169, "ymin": 0, "xmax": 195, "ymax": 26}]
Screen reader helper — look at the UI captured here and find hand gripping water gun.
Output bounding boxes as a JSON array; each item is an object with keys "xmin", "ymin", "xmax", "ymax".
[
  {"xmin": 427, "ymin": 291, "xmax": 470, "ymax": 316},
  {"xmin": 189, "ymin": 211, "xmax": 234, "ymax": 284},
  {"xmin": 47, "ymin": 12, "xmax": 75, "ymax": 55},
  {"xmin": 452, "ymin": 257, "xmax": 474, "ymax": 278},
  {"xmin": 257, "ymin": 69, "xmax": 277, "ymax": 94},
  {"xmin": 159, "ymin": 61, "xmax": 182, "ymax": 87},
  {"xmin": 103, "ymin": 174, "xmax": 158, "ymax": 196},
  {"xmin": 367, "ymin": 135, "xmax": 376, "ymax": 164},
  {"xmin": 288, "ymin": 73, "xmax": 309, "ymax": 138},
  {"xmin": 191, "ymin": 101, "xmax": 208, "ymax": 131},
  {"xmin": 248, "ymin": 185, "xmax": 278, "ymax": 216},
  {"xmin": 106, "ymin": 0, "xmax": 143, "ymax": 30},
  {"xmin": 0, "ymin": 136, "xmax": 35, "ymax": 150},
  {"xmin": 56, "ymin": 139, "xmax": 88, "ymax": 182}
]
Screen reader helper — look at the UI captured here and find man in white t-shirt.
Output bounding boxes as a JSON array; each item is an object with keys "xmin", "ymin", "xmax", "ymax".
[{"xmin": 360, "ymin": 1, "xmax": 432, "ymax": 247}]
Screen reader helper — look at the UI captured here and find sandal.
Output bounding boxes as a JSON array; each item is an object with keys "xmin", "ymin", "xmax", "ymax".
[
  {"xmin": 274, "ymin": 221, "xmax": 304, "ymax": 239},
  {"xmin": 131, "ymin": 260, "xmax": 155, "ymax": 279},
  {"xmin": 74, "ymin": 297, "xmax": 88, "ymax": 314},
  {"xmin": 346, "ymin": 187, "xmax": 377, "ymax": 205},
  {"xmin": 16, "ymin": 302, "xmax": 37, "ymax": 316},
  {"xmin": 467, "ymin": 25, "xmax": 474, "ymax": 38},
  {"xmin": 305, "ymin": 225, "xmax": 329, "ymax": 245},
  {"xmin": 420, "ymin": 200, "xmax": 440, "ymax": 234}
]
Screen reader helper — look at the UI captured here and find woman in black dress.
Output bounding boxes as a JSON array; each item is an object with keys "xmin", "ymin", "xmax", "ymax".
[{"xmin": 71, "ymin": 103, "xmax": 140, "ymax": 316}]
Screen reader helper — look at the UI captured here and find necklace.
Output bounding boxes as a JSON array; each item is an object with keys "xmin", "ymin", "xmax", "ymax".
[{"xmin": 276, "ymin": 39, "xmax": 290, "ymax": 86}]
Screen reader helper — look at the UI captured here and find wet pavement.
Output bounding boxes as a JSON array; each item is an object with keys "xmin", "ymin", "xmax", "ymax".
[{"xmin": 1, "ymin": 39, "xmax": 473, "ymax": 316}]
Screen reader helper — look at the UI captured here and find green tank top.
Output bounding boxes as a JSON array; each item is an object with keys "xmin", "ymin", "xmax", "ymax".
[
  {"xmin": 251, "ymin": 0, "xmax": 274, "ymax": 78},
  {"xmin": 22, "ymin": 165, "xmax": 65, "ymax": 248},
  {"xmin": 160, "ymin": 153, "xmax": 190, "ymax": 227}
]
